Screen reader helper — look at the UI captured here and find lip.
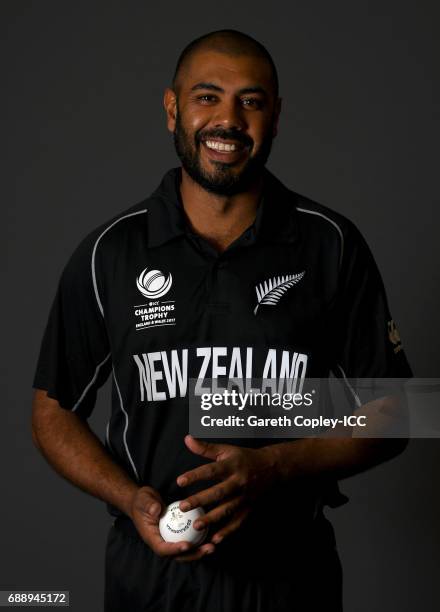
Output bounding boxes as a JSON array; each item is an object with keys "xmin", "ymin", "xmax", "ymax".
[{"xmin": 200, "ymin": 138, "xmax": 250, "ymax": 163}]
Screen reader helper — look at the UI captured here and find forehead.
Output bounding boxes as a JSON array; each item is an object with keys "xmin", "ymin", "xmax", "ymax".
[{"xmin": 179, "ymin": 50, "xmax": 275, "ymax": 93}]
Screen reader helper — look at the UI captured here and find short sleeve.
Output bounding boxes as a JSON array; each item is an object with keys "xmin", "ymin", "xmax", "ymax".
[
  {"xmin": 329, "ymin": 222, "xmax": 413, "ymax": 399},
  {"xmin": 32, "ymin": 232, "xmax": 112, "ymax": 419}
]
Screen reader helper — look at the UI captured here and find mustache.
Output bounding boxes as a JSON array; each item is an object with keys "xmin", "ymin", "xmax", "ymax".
[{"xmin": 196, "ymin": 128, "xmax": 253, "ymax": 148}]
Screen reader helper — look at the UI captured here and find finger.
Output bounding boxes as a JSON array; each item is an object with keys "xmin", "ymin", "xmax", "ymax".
[
  {"xmin": 138, "ymin": 523, "xmax": 192, "ymax": 557},
  {"xmin": 179, "ymin": 478, "xmax": 237, "ymax": 512},
  {"xmin": 210, "ymin": 507, "xmax": 250, "ymax": 545},
  {"xmin": 174, "ymin": 542, "xmax": 215, "ymax": 562},
  {"xmin": 184, "ymin": 435, "xmax": 228, "ymax": 461},
  {"xmin": 192, "ymin": 497, "xmax": 244, "ymax": 530},
  {"xmin": 133, "ymin": 487, "xmax": 164, "ymax": 520},
  {"xmin": 153, "ymin": 539, "xmax": 193, "ymax": 557},
  {"xmin": 145, "ymin": 500, "xmax": 162, "ymax": 519},
  {"xmin": 177, "ymin": 461, "xmax": 226, "ymax": 488}
]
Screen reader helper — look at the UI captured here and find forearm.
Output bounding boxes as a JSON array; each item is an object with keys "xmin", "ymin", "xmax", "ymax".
[
  {"xmin": 32, "ymin": 393, "xmax": 139, "ymax": 517},
  {"xmin": 263, "ymin": 395, "xmax": 408, "ymax": 483},
  {"xmin": 264, "ymin": 435, "xmax": 407, "ymax": 484}
]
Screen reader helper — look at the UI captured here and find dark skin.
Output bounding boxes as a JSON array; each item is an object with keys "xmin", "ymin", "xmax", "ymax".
[{"xmin": 31, "ymin": 48, "xmax": 408, "ymax": 565}]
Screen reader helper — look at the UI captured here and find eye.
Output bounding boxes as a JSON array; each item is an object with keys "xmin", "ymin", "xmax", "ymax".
[
  {"xmin": 241, "ymin": 98, "xmax": 263, "ymax": 109},
  {"xmin": 197, "ymin": 94, "xmax": 218, "ymax": 103}
]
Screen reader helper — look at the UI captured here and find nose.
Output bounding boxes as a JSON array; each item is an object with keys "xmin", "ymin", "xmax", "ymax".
[{"xmin": 212, "ymin": 98, "xmax": 246, "ymax": 131}]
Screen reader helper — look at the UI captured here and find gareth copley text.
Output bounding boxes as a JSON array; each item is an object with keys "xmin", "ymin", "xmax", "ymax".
[{"xmin": 200, "ymin": 414, "xmax": 368, "ymax": 429}]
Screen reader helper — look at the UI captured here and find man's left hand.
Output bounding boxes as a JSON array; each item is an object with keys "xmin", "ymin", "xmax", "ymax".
[{"xmin": 176, "ymin": 435, "xmax": 279, "ymax": 548}]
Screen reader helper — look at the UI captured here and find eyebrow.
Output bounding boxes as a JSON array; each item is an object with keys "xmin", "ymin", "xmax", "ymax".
[{"xmin": 190, "ymin": 82, "xmax": 268, "ymax": 96}]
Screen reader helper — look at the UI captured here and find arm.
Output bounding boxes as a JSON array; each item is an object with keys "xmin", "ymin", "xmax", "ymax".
[
  {"xmin": 268, "ymin": 393, "xmax": 409, "ymax": 483},
  {"xmin": 32, "ymin": 388, "xmax": 138, "ymax": 516},
  {"xmin": 31, "ymin": 389, "xmax": 212, "ymax": 559}
]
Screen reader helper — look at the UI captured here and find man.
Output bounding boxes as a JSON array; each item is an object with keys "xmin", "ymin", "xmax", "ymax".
[{"xmin": 32, "ymin": 30, "xmax": 413, "ymax": 611}]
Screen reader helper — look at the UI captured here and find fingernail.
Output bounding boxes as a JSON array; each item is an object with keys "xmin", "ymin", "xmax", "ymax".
[
  {"xmin": 149, "ymin": 502, "xmax": 160, "ymax": 517},
  {"xmin": 212, "ymin": 535, "xmax": 223, "ymax": 544},
  {"xmin": 177, "ymin": 477, "xmax": 187, "ymax": 487},
  {"xmin": 180, "ymin": 501, "xmax": 190, "ymax": 511},
  {"xmin": 194, "ymin": 521, "xmax": 204, "ymax": 530}
]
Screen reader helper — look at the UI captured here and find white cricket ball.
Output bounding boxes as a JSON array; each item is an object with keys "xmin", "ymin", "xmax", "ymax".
[{"xmin": 159, "ymin": 501, "xmax": 207, "ymax": 546}]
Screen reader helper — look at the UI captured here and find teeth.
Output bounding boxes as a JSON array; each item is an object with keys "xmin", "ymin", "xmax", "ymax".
[{"xmin": 205, "ymin": 140, "xmax": 237, "ymax": 152}]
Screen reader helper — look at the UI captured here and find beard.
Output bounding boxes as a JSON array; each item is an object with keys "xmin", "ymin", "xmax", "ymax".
[{"xmin": 173, "ymin": 110, "xmax": 274, "ymax": 196}]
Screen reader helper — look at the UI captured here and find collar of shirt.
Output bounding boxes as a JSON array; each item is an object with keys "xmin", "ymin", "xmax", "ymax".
[{"xmin": 144, "ymin": 167, "xmax": 300, "ymax": 251}]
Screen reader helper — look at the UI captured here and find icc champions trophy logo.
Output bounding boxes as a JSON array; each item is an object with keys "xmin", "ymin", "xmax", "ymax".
[{"xmin": 136, "ymin": 268, "xmax": 173, "ymax": 299}]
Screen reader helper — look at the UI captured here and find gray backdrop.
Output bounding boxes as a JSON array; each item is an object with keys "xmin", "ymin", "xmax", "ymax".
[{"xmin": 4, "ymin": 1, "xmax": 440, "ymax": 610}]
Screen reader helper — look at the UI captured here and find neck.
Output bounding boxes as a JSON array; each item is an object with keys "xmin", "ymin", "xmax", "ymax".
[{"xmin": 179, "ymin": 168, "xmax": 264, "ymax": 252}]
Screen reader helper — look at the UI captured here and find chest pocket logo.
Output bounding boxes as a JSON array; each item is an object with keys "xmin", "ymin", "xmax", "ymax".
[{"xmin": 254, "ymin": 272, "xmax": 305, "ymax": 315}]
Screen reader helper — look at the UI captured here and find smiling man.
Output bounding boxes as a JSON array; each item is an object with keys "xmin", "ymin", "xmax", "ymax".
[
  {"xmin": 32, "ymin": 30, "xmax": 412, "ymax": 612},
  {"xmin": 166, "ymin": 33, "xmax": 281, "ymax": 254}
]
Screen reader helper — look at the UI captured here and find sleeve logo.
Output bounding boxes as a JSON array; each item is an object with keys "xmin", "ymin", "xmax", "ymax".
[{"xmin": 254, "ymin": 272, "xmax": 305, "ymax": 315}]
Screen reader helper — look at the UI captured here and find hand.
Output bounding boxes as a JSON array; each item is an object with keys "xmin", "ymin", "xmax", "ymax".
[
  {"xmin": 176, "ymin": 435, "xmax": 279, "ymax": 546},
  {"xmin": 129, "ymin": 486, "xmax": 215, "ymax": 562}
]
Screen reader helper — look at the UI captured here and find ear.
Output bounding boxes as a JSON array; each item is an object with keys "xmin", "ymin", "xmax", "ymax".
[
  {"xmin": 164, "ymin": 88, "xmax": 178, "ymax": 133},
  {"xmin": 272, "ymin": 97, "xmax": 282, "ymax": 138}
]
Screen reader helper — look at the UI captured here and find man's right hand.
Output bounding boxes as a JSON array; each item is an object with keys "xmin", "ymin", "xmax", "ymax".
[{"xmin": 129, "ymin": 486, "xmax": 215, "ymax": 562}]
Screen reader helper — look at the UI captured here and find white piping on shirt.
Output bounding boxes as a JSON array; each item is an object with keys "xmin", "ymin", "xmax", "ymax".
[
  {"xmin": 337, "ymin": 364, "xmax": 362, "ymax": 408},
  {"xmin": 88, "ymin": 208, "xmax": 147, "ymax": 480},
  {"xmin": 91, "ymin": 209, "xmax": 148, "ymax": 317},
  {"xmin": 112, "ymin": 365, "xmax": 140, "ymax": 481},
  {"xmin": 296, "ymin": 209, "xmax": 358, "ymax": 407},
  {"xmin": 105, "ymin": 420, "xmax": 113, "ymax": 451},
  {"xmin": 72, "ymin": 351, "xmax": 112, "ymax": 412},
  {"xmin": 296, "ymin": 207, "xmax": 344, "ymax": 269}
]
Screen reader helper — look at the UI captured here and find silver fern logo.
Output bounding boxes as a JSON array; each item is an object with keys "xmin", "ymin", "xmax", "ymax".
[{"xmin": 254, "ymin": 272, "xmax": 305, "ymax": 315}]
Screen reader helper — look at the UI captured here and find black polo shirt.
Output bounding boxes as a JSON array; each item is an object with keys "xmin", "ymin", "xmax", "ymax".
[{"xmin": 33, "ymin": 166, "xmax": 412, "ymax": 521}]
